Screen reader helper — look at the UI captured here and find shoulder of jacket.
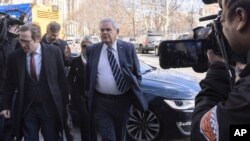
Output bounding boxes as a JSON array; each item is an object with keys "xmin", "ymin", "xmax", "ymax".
[
  {"xmin": 118, "ymin": 39, "xmax": 133, "ymax": 47},
  {"xmin": 41, "ymin": 43, "xmax": 60, "ymax": 52},
  {"xmin": 58, "ymin": 39, "xmax": 68, "ymax": 45},
  {"xmin": 11, "ymin": 48, "xmax": 23, "ymax": 55},
  {"xmin": 87, "ymin": 42, "xmax": 102, "ymax": 51}
]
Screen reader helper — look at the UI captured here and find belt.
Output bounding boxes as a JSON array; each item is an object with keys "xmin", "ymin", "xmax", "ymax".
[{"xmin": 94, "ymin": 90, "xmax": 131, "ymax": 100}]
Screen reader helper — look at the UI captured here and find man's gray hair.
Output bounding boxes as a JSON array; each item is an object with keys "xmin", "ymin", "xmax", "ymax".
[{"xmin": 100, "ymin": 18, "xmax": 119, "ymax": 29}]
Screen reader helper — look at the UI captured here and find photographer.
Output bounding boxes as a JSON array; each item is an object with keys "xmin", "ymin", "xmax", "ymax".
[
  {"xmin": 191, "ymin": 0, "xmax": 250, "ymax": 141},
  {"xmin": 0, "ymin": 24, "xmax": 19, "ymax": 141},
  {"xmin": 0, "ymin": 25, "xmax": 19, "ymax": 89}
]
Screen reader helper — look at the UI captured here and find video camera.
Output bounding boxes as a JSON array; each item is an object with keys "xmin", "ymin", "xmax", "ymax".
[
  {"xmin": 0, "ymin": 9, "xmax": 28, "ymax": 45},
  {"xmin": 159, "ymin": 0, "xmax": 244, "ymax": 73}
]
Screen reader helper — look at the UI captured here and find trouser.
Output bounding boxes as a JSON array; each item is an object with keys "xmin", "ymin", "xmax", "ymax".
[
  {"xmin": 22, "ymin": 102, "xmax": 63, "ymax": 141},
  {"xmin": 92, "ymin": 90, "xmax": 132, "ymax": 141}
]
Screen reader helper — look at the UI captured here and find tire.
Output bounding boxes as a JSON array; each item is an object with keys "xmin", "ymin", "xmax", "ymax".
[
  {"xmin": 126, "ymin": 109, "xmax": 161, "ymax": 141},
  {"xmin": 154, "ymin": 47, "xmax": 159, "ymax": 56},
  {"xmin": 139, "ymin": 45, "xmax": 144, "ymax": 54}
]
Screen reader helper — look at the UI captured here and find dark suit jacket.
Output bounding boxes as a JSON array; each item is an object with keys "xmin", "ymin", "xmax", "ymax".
[
  {"xmin": 85, "ymin": 40, "xmax": 148, "ymax": 112},
  {"xmin": 0, "ymin": 43, "xmax": 69, "ymax": 140}
]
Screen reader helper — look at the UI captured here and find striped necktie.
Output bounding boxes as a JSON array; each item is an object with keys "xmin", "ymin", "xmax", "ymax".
[{"xmin": 106, "ymin": 47, "xmax": 128, "ymax": 93}]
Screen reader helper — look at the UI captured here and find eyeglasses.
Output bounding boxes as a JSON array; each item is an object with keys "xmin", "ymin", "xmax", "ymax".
[{"xmin": 18, "ymin": 39, "xmax": 33, "ymax": 44}]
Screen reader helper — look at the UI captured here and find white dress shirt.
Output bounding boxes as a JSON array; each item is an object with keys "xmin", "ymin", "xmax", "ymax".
[
  {"xmin": 26, "ymin": 44, "xmax": 42, "ymax": 80},
  {"xmin": 95, "ymin": 40, "xmax": 123, "ymax": 95}
]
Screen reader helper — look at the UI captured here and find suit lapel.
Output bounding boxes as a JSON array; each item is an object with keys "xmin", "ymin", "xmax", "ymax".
[
  {"xmin": 117, "ymin": 40, "xmax": 125, "ymax": 68},
  {"xmin": 41, "ymin": 44, "xmax": 51, "ymax": 81},
  {"xmin": 92, "ymin": 44, "xmax": 103, "ymax": 73}
]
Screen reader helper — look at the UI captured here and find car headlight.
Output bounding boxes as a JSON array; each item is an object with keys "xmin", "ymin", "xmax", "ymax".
[{"xmin": 164, "ymin": 99, "xmax": 194, "ymax": 110}]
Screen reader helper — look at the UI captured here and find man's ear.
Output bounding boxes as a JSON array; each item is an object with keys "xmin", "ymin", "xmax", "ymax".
[{"xmin": 236, "ymin": 8, "xmax": 249, "ymax": 31}]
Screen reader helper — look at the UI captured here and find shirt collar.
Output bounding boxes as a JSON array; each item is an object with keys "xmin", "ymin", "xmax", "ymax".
[{"xmin": 104, "ymin": 40, "xmax": 117, "ymax": 51}]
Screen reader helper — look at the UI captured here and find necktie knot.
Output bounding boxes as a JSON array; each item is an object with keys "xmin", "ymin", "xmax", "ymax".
[
  {"xmin": 106, "ymin": 46, "xmax": 113, "ymax": 52},
  {"xmin": 30, "ymin": 52, "xmax": 35, "ymax": 56}
]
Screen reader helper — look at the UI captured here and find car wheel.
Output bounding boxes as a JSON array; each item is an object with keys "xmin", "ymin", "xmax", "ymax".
[
  {"xmin": 139, "ymin": 45, "xmax": 144, "ymax": 54},
  {"xmin": 126, "ymin": 109, "xmax": 161, "ymax": 141},
  {"xmin": 154, "ymin": 47, "xmax": 159, "ymax": 56}
]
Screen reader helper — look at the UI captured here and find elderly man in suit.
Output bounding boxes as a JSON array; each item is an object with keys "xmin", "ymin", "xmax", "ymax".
[
  {"xmin": 85, "ymin": 18, "xmax": 148, "ymax": 141},
  {"xmin": 0, "ymin": 23, "xmax": 69, "ymax": 141}
]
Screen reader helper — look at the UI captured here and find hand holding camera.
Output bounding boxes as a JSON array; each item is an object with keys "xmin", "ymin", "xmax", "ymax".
[
  {"xmin": 207, "ymin": 49, "xmax": 225, "ymax": 64},
  {"xmin": 8, "ymin": 24, "xmax": 19, "ymax": 36}
]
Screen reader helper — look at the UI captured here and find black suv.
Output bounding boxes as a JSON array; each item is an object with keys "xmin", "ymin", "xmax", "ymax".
[{"xmin": 136, "ymin": 33, "xmax": 162, "ymax": 55}]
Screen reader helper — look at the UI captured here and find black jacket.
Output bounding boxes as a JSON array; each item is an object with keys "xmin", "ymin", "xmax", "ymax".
[
  {"xmin": 67, "ymin": 56, "xmax": 85, "ymax": 98},
  {"xmin": 190, "ymin": 60, "xmax": 250, "ymax": 141},
  {"xmin": 0, "ymin": 33, "xmax": 18, "ymax": 90}
]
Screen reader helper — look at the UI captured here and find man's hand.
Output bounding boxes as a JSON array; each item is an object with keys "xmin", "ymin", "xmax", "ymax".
[
  {"xmin": 8, "ymin": 24, "xmax": 19, "ymax": 36},
  {"xmin": 0, "ymin": 110, "xmax": 11, "ymax": 118},
  {"xmin": 207, "ymin": 49, "xmax": 225, "ymax": 64}
]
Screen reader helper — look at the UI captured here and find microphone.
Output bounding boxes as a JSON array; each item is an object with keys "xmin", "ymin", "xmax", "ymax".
[
  {"xmin": 202, "ymin": 0, "xmax": 218, "ymax": 4},
  {"xmin": 199, "ymin": 14, "xmax": 218, "ymax": 21}
]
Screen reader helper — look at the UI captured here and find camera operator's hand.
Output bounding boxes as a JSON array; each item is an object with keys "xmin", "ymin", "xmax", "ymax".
[
  {"xmin": 8, "ymin": 24, "xmax": 19, "ymax": 36},
  {"xmin": 207, "ymin": 49, "xmax": 225, "ymax": 64}
]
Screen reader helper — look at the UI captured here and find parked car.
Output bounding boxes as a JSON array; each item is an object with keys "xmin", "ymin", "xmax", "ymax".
[
  {"xmin": 120, "ymin": 37, "xmax": 138, "ymax": 49},
  {"xmin": 126, "ymin": 61, "xmax": 200, "ymax": 141},
  {"xmin": 178, "ymin": 34, "xmax": 190, "ymax": 40},
  {"xmin": 136, "ymin": 33, "xmax": 163, "ymax": 55},
  {"xmin": 122, "ymin": 37, "xmax": 137, "ymax": 45},
  {"xmin": 69, "ymin": 59, "xmax": 200, "ymax": 141}
]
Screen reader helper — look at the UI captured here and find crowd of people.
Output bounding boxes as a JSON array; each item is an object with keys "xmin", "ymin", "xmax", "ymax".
[
  {"xmin": 0, "ymin": 0, "xmax": 250, "ymax": 141},
  {"xmin": 0, "ymin": 17, "xmax": 147, "ymax": 141}
]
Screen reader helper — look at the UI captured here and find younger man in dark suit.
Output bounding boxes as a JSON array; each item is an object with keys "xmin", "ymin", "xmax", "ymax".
[{"xmin": 0, "ymin": 23, "xmax": 69, "ymax": 141}]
